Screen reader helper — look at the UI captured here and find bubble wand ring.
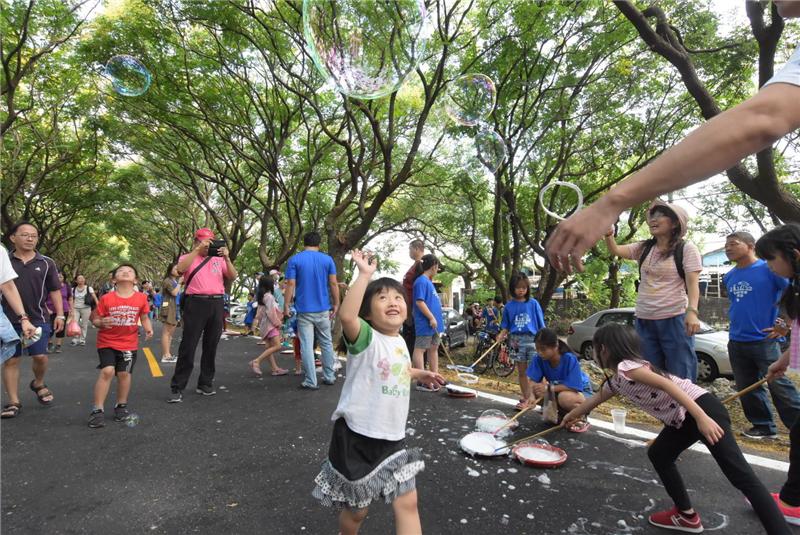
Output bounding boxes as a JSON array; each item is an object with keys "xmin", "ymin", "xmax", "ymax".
[
  {"xmin": 441, "ymin": 342, "xmax": 482, "ymax": 383},
  {"xmin": 538, "ymin": 181, "xmax": 584, "ymax": 221}
]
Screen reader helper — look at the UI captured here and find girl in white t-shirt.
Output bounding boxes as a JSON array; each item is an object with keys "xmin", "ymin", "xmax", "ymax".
[
  {"xmin": 563, "ymin": 324, "xmax": 789, "ymax": 534},
  {"xmin": 313, "ymin": 249, "xmax": 444, "ymax": 535}
]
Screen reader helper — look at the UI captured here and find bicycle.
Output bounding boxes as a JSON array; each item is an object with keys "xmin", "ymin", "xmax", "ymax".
[{"xmin": 472, "ymin": 330, "xmax": 515, "ymax": 377}]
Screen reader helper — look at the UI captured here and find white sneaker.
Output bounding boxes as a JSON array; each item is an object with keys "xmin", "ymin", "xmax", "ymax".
[
  {"xmin": 70, "ymin": 340, "xmax": 79, "ymax": 346},
  {"xmin": 161, "ymin": 355, "xmax": 177, "ymax": 363}
]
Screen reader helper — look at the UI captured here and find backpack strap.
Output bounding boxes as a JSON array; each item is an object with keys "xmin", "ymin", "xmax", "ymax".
[
  {"xmin": 673, "ymin": 239, "xmax": 686, "ymax": 281},
  {"xmin": 638, "ymin": 239, "xmax": 687, "ymax": 283},
  {"xmin": 637, "ymin": 240, "xmax": 656, "ymax": 281}
]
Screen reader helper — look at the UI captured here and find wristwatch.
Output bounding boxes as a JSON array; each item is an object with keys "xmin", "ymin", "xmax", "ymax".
[{"xmin": 56, "ymin": 315, "xmax": 66, "ymax": 321}]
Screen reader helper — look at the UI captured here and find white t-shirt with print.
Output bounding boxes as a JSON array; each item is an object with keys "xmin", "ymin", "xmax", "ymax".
[
  {"xmin": 331, "ymin": 319, "xmax": 412, "ymax": 441},
  {"xmin": 0, "ymin": 246, "xmax": 17, "ymax": 300},
  {"xmin": 765, "ymin": 45, "xmax": 800, "ymax": 87}
]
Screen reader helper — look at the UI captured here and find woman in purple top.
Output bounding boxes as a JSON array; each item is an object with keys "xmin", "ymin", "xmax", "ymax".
[{"xmin": 46, "ymin": 271, "xmax": 72, "ymax": 353}]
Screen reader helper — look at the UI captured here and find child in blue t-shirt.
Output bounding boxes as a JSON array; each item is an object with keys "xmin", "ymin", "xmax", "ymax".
[
  {"xmin": 244, "ymin": 292, "xmax": 257, "ymax": 335},
  {"xmin": 528, "ymin": 328, "xmax": 592, "ymax": 432},
  {"xmin": 498, "ymin": 272, "xmax": 546, "ymax": 410}
]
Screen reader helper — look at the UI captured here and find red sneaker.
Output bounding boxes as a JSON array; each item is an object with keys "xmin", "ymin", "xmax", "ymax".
[
  {"xmin": 772, "ymin": 493, "xmax": 800, "ymax": 526},
  {"xmin": 648, "ymin": 507, "xmax": 703, "ymax": 533}
]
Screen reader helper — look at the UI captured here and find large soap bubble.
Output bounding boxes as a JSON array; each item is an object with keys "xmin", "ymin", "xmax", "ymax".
[
  {"xmin": 104, "ymin": 55, "xmax": 151, "ymax": 97},
  {"xmin": 445, "ymin": 74, "xmax": 496, "ymax": 126},
  {"xmin": 476, "ymin": 408, "xmax": 517, "ymax": 436},
  {"xmin": 303, "ymin": 0, "xmax": 430, "ymax": 99},
  {"xmin": 475, "ymin": 128, "xmax": 507, "ymax": 172}
]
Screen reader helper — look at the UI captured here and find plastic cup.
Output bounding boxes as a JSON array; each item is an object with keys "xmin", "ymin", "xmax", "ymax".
[{"xmin": 611, "ymin": 408, "xmax": 627, "ymax": 434}]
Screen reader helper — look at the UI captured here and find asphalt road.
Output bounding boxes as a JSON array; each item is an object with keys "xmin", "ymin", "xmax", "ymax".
[{"xmin": 0, "ymin": 323, "xmax": 794, "ymax": 534}]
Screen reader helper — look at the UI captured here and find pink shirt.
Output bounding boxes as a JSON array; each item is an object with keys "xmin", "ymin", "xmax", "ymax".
[
  {"xmin": 180, "ymin": 253, "xmax": 228, "ymax": 295},
  {"xmin": 602, "ymin": 359, "xmax": 707, "ymax": 428},
  {"xmin": 790, "ymin": 319, "xmax": 800, "ymax": 371},
  {"xmin": 630, "ymin": 241, "xmax": 702, "ymax": 320}
]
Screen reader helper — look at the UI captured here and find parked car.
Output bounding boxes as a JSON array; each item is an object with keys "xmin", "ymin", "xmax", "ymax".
[
  {"xmin": 566, "ymin": 307, "xmax": 732, "ymax": 382},
  {"xmin": 228, "ymin": 302, "xmax": 249, "ymax": 326},
  {"xmin": 440, "ymin": 307, "xmax": 468, "ymax": 349}
]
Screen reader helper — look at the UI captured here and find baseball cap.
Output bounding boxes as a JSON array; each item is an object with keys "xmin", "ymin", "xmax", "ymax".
[
  {"xmin": 195, "ymin": 228, "xmax": 215, "ymax": 240},
  {"xmin": 269, "ymin": 269, "xmax": 280, "ymax": 276}
]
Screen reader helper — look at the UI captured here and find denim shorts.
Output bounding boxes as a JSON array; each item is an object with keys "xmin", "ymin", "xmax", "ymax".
[
  {"xmin": 415, "ymin": 333, "xmax": 441, "ymax": 350},
  {"xmin": 509, "ymin": 334, "xmax": 536, "ymax": 362}
]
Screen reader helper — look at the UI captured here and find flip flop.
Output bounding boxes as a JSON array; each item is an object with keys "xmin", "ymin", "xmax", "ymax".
[
  {"xmin": 514, "ymin": 400, "xmax": 531, "ymax": 411},
  {"xmin": 567, "ymin": 420, "xmax": 591, "ymax": 433},
  {"xmin": 271, "ymin": 369, "xmax": 288, "ymax": 376}
]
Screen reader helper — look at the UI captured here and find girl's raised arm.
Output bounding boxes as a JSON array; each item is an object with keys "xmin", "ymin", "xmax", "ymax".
[{"xmin": 339, "ymin": 250, "xmax": 377, "ymax": 343}]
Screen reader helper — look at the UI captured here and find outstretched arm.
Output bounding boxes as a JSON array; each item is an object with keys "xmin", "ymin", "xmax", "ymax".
[
  {"xmin": 547, "ymin": 82, "xmax": 800, "ymax": 272},
  {"xmin": 339, "ymin": 250, "xmax": 376, "ymax": 343}
]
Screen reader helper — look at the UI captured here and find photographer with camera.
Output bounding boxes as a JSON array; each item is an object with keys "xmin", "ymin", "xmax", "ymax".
[{"xmin": 167, "ymin": 228, "xmax": 237, "ymax": 403}]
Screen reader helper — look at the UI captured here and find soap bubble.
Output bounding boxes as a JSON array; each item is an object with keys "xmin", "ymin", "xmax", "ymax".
[
  {"xmin": 476, "ymin": 409, "xmax": 513, "ymax": 434},
  {"xmin": 445, "ymin": 74, "xmax": 496, "ymax": 126},
  {"xmin": 475, "ymin": 128, "xmax": 507, "ymax": 172},
  {"xmin": 104, "ymin": 55, "xmax": 151, "ymax": 97},
  {"xmin": 303, "ymin": 0, "xmax": 430, "ymax": 99},
  {"xmin": 124, "ymin": 413, "xmax": 140, "ymax": 428}
]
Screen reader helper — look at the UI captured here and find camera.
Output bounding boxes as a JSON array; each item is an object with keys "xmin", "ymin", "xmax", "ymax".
[{"xmin": 208, "ymin": 239, "xmax": 226, "ymax": 257}]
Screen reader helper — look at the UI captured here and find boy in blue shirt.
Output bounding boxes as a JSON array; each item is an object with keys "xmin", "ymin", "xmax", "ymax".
[{"xmin": 724, "ymin": 231, "xmax": 800, "ymax": 439}]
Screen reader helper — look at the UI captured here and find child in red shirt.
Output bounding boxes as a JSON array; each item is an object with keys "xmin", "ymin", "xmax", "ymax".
[{"xmin": 88, "ymin": 264, "xmax": 152, "ymax": 428}]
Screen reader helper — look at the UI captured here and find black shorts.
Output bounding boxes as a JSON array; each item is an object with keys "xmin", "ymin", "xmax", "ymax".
[{"xmin": 97, "ymin": 348, "xmax": 137, "ymax": 374}]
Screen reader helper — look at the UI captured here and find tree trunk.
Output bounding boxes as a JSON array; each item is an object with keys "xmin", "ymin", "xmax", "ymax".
[
  {"xmin": 616, "ymin": 0, "xmax": 800, "ymax": 223},
  {"xmin": 607, "ymin": 261, "xmax": 622, "ymax": 309}
]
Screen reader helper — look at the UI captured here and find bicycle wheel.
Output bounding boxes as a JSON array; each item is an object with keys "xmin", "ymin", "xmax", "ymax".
[
  {"xmin": 493, "ymin": 344, "xmax": 515, "ymax": 377},
  {"xmin": 472, "ymin": 340, "xmax": 492, "ymax": 375}
]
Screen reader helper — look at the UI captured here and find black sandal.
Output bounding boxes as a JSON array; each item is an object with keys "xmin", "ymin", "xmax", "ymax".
[
  {"xmin": 29, "ymin": 380, "xmax": 54, "ymax": 405},
  {"xmin": 1, "ymin": 402, "xmax": 21, "ymax": 418}
]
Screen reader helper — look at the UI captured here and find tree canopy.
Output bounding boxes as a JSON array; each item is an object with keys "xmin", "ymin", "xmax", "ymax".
[{"xmin": 3, "ymin": 0, "xmax": 798, "ymax": 304}]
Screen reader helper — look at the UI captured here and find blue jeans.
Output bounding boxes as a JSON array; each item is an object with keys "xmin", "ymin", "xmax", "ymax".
[
  {"xmin": 635, "ymin": 314, "xmax": 696, "ymax": 380},
  {"xmin": 729, "ymin": 339, "xmax": 800, "ymax": 433},
  {"xmin": 297, "ymin": 311, "xmax": 336, "ymax": 387}
]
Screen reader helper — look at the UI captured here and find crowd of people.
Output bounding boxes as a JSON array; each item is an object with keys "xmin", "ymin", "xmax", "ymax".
[
  {"xmin": 2, "ymin": 217, "xmax": 800, "ymax": 532},
  {"xmin": 5, "ymin": 1, "xmax": 800, "ymax": 527}
]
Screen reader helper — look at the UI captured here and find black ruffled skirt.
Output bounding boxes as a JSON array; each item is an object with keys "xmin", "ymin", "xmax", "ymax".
[{"xmin": 312, "ymin": 418, "xmax": 424, "ymax": 510}]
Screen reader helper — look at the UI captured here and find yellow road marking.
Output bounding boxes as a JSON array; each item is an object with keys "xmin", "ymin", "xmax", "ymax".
[{"xmin": 142, "ymin": 347, "xmax": 163, "ymax": 377}]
